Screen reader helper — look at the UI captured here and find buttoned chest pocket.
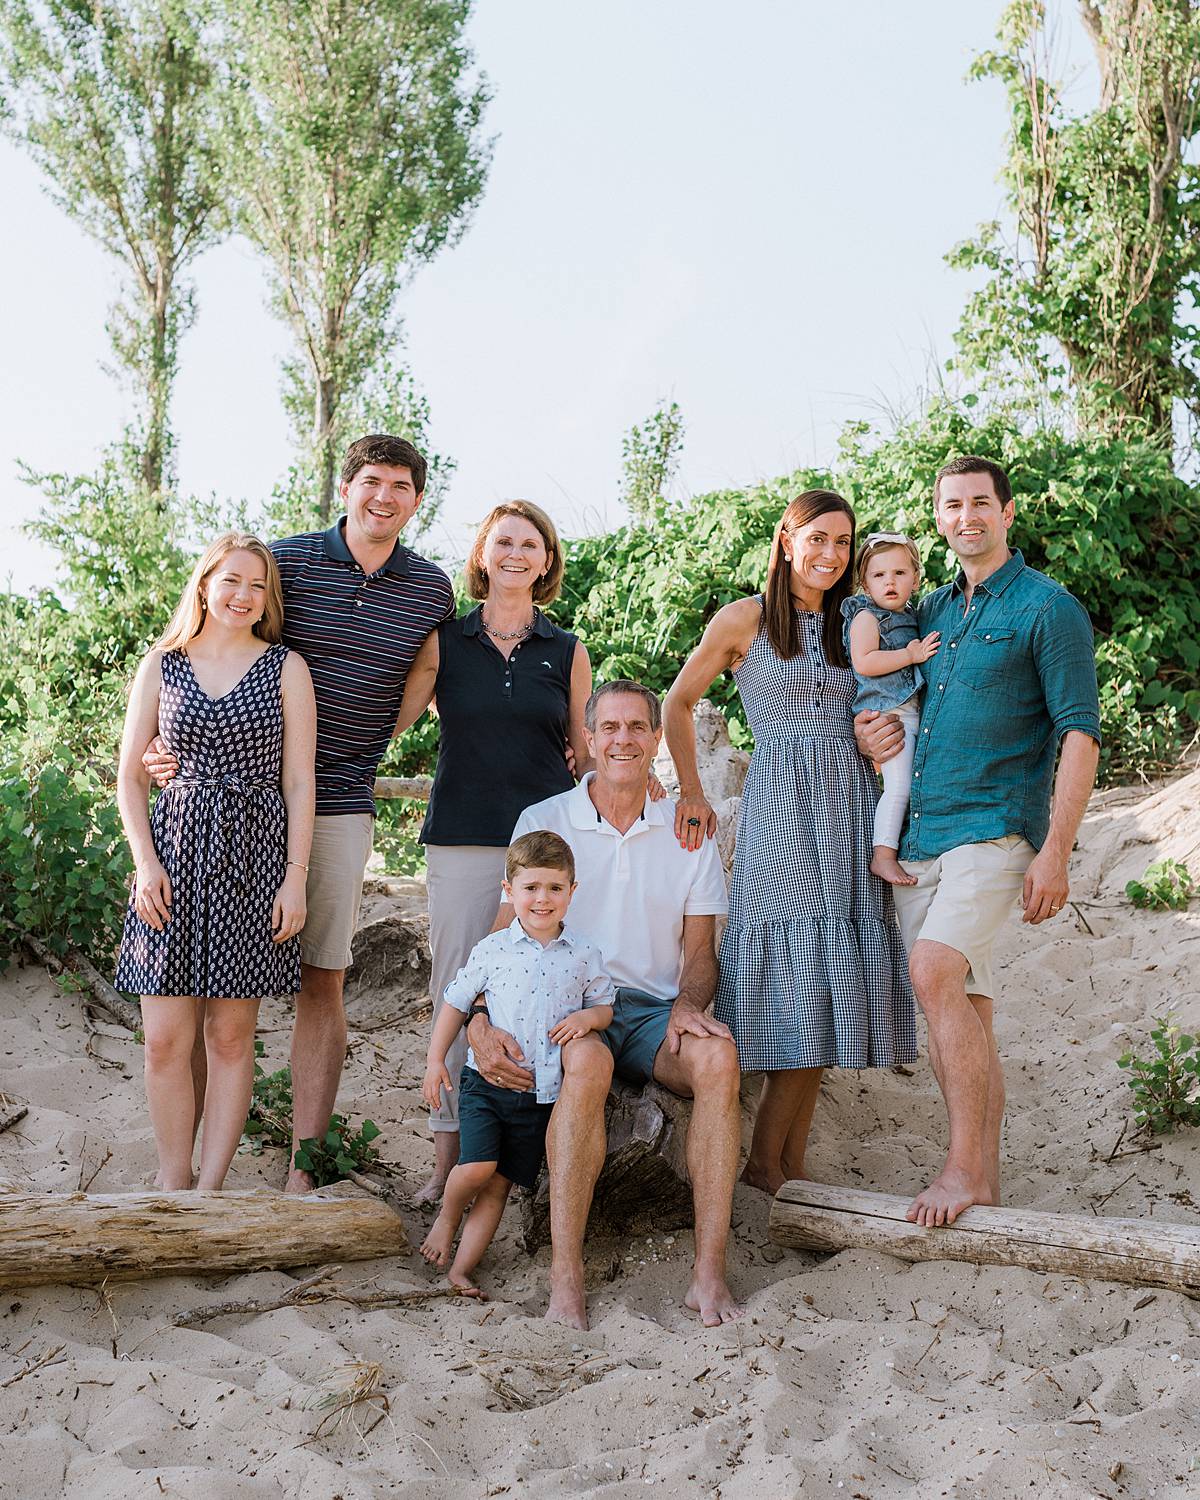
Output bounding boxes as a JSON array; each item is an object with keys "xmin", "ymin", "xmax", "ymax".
[{"xmin": 960, "ymin": 627, "xmax": 1023, "ymax": 690}]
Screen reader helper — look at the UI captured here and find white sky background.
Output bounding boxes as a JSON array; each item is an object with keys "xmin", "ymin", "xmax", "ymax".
[{"xmin": 0, "ymin": 1, "xmax": 1095, "ymax": 593}]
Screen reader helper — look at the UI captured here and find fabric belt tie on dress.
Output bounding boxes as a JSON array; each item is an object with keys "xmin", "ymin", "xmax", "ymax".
[{"xmin": 170, "ymin": 773, "xmax": 275, "ymax": 891}]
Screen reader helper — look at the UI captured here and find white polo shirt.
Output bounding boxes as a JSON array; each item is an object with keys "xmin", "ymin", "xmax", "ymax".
[{"xmin": 512, "ymin": 775, "xmax": 728, "ymax": 1000}]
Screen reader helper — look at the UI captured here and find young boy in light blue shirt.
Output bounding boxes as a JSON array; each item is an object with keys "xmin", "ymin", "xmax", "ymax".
[{"xmin": 420, "ymin": 829, "xmax": 612, "ymax": 1292}]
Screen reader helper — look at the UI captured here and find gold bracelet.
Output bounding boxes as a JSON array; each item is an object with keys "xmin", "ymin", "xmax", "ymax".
[{"xmin": 287, "ymin": 860, "xmax": 309, "ymax": 871}]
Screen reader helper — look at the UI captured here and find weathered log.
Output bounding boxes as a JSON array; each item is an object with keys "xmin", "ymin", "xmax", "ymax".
[
  {"xmin": 521, "ymin": 1080, "xmax": 694, "ymax": 1252},
  {"xmin": 0, "ymin": 1188, "xmax": 408, "ymax": 1290},
  {"xmin": 769, "ymin": 1181, "xmax": 1200, "ymax": 1295},
  {"xmin": 344, "ymin": 911, "xmax": 431, "ymax": 1027}
]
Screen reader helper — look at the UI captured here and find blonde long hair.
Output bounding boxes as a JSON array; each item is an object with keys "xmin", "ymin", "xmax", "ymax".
[{"xmin": 156, "ymin": 532, "xmax": 285, "ymax": 652}]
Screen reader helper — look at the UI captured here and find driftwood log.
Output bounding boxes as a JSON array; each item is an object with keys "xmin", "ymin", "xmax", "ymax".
[
  {"xmin": 0, "ymin": 1188, "xmax": 408, "ymax": 1290},
  {"xmin": 21, "ymin": 935, "xmax": 142, "ymax": 1033},
  {"xmin": 769, "ymin": 1181, "xmax": 1200, "ymax": 1296},
  {"xmin": 521, "ymin": 1080, "xmax": 694, "ymax": 1252}
]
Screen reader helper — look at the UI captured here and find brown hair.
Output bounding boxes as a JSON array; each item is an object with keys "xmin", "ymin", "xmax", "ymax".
[
  {"xmin": 933, "ymin": 454, "xmax": 1012, "ymax": 509},
  {"xmin": 506, "ymin": 829, "xmax": 576, "ymax": 884},
  {"xmin": 340, "ymin": 434, "xmax": 428, "ymax": 496},
  {"xmin": 155, "ymin": 532, "xmax": 284, "ymax": 652},
  {"xmin": 584, "ymin": 680, "xmax": 662, "ymax": 732},
  {"xmin": 464, "ymin": 501, "xmax": 564, "ymax": 605},
  {"xmin": 763, "ymin": 490, "xmax": 855, "ymax": 665},
  {"xmin": 855, "ymin": 532, "xmax": 922, "ymax": 591}
]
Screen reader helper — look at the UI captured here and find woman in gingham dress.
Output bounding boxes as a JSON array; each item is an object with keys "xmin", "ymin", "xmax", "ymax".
[
  {"xmin": 664, "ymin": 490, "xmax": 916, "ymax": 1194},
  {"xmin": 115, "ymin": 533, "xmax": 316, "ymax": 1192}
]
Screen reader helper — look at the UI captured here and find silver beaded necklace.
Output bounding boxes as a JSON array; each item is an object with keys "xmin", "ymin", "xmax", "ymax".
[{"xmin": 482, "ymin": 611, "xmax": 535, "ymax": 641}]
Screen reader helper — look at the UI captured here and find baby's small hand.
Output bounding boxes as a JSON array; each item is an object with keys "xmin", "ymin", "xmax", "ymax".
[
  {"xmin": 422, "ymin": 1061, "xmax": 452, "ymax": 1111},
  {"xmin": 908, "ymin": 631, "xmax": 940, "ymax": 664},
  {"xmin": 549, "ymin": 1010, "xmax": 593, "ymax": 1045}
]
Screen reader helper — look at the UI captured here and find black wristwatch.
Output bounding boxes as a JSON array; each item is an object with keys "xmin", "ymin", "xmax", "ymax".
[{"xmin": 467, "ymin": 1002, "xmax": 490, "ymax": 1024}]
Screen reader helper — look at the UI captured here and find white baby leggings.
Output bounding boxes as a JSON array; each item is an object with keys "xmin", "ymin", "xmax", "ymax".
[{"xmin": 873, "ymin": 697, "xmax": 921, "ymax": 851}]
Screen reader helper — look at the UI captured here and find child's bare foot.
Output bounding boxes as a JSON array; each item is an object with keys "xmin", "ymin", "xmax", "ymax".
[
  {"xmin": 420, "ymin": 1211, "xmax": 457, "ymax": 1268},
  {"xmin": 447, "ymin": 1265, "xmax": 485, "ymax": 1298},
  {"xmin": 871, "ymin": 847, "xmax": 917, "ymax": 886}
]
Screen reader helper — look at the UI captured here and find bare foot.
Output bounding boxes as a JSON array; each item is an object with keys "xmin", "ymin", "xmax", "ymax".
[
  {"xmin": 420, "ymin": 1211, "xmax": 457, "ymax": 1268},
  {"xmin": 685, "ymin": 1271, "xmax": 746, "ymax": 1327},
  {"xmin": 906, "ymin": 1165, "xmax": 992, "ymax": 1227},
  {"xmin": 545, "ymin": 1270, "xmax": 588, "ymax": 1331},
  {"xmin": 284, "ymin": 1167, "xmax": 315, "ymax": 1195},
  {"xmin": 871, "ymin": 848, "xmax": 917, "ymax": 886},
  {"xmin": 412, "ymin": 1172, "xmax": 447, "ymax": 1208},
  {"xmin": 447, "ymin": 1266, "xmax": 485, "ymax": 1298},
  {"xmin": 740, "ymin": 1162, "xmax": 786, "ymax": 1195}
]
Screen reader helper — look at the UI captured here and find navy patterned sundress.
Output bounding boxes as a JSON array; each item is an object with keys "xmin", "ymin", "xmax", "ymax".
[
  {"xmin": 114, "ymin": 644, "xmax": 301, "ymax": 999},
  {"xmin": 714, "ymin": 602, "xmax": 917, "ymax": 1071}
]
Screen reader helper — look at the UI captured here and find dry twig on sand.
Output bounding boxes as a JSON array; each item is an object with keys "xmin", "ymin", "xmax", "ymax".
[
  {"xmin": 0, "ymin": 1094, "xmax": 28, "ymax": 1135},
  {"xmin": 1, "ymin": 1344, "xmax": 66, "ymax": 1388},
  {"xmin": 21, "ymin": 935, "xmax": 141, "ymax": 1033},
  {"xmin": 174, "ymin": 1270, "xmax": 474, "ymax": 1328}
]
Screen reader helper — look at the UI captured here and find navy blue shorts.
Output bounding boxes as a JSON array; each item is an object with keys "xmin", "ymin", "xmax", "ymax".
[
  {"xmin": 457, "ymin": 1066, "xmax": 553, "ymax": 1189},
  {"xmin": 601, "ymin": 987, "xmax": 671, "ymax": 1084}
]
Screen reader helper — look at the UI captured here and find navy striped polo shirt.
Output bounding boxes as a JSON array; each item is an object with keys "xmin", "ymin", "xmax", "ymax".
[{"xmin": 271, "ymin": 520, "xmax": 454, "ymax": 816}]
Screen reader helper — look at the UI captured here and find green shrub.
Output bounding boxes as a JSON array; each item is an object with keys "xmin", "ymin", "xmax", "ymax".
[
  {"xmin": 1125, "ymin": 859, "xmax": 1196, "ymax": 911},
  {"xmin": 1117, "ymin": 1018, "xmax": 1200, "ymax": 1134}
]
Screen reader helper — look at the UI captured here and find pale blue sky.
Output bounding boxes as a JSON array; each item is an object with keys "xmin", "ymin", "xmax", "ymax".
[{"xmin": 0, "ymin": 2, "xmax": 1093, "ymax": 591}]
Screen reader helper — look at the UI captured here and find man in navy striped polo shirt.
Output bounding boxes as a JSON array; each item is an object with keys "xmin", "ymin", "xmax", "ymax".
[
  {"xmin": 270, "ymin": 435, "xmax": 453, "ymax": 1189},
  {"xmin": 147, "ymin": 435, "xmax": 453, "ymax": 1191}
]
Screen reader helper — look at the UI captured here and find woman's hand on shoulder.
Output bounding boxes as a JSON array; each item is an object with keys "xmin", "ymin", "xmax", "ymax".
[{"xmin": 674, "ymin": 788, "xmax": 717, "ymax": 849}]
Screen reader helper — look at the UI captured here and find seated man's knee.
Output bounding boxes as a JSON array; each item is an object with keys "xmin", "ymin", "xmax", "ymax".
[
  {"xmin": 690, "ymin": 1036, "xmax": 741, "ymax": 1096},
  {"xmin": 562, "ymin": 1034, "xmax": 613, "ymax": 1091}
]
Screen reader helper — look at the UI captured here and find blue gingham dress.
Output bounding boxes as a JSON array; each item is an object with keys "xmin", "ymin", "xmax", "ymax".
[{"xmin": 714, "ymin": 603, "xmax": 917, "ymax": 1070}]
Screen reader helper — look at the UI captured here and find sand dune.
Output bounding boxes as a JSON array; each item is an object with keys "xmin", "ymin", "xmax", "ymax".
[{"xmin": 2, "ymin": 775, "xmax": 1199, "ymax": 1497}]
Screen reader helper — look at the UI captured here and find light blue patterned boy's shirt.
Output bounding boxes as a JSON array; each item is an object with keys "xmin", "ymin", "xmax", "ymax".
[
  {"xmin": 901, "ymin": 550, "xmax": 1101, "ymax": 862},
  {"xmin": 443, "ymin": 920, "xmax": 613, "ymax": 1101}
]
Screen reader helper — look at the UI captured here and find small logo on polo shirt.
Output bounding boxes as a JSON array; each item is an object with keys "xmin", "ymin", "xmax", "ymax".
[{"xmin": 541, "ymin": 660, "xmax": 552, "ymax": 668}]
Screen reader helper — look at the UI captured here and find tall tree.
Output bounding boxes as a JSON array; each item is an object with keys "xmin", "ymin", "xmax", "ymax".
[
  {"xmin": 219, "ymin": 0, "xmax": 490, "ymax": 519},
  {"xmin": 0, "ymin": 0, "xmax": 226, "ymax": 495},
  {"xmin": 621, "ymin": 399, "xmax": 686, "ymax": 523},
  {"xmin": 949, "ymin": 0, "xmax": 1200, "ymax": 443}
]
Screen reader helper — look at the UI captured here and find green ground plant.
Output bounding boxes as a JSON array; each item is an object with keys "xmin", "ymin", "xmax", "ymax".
[
  {"xmin": 1125, "ymin": 859, "xmax": 1196, "ymax": 911},
  {"xmin": 242, "ymin": 1045, "xmax": 382, "ymax": 1186},
  {"xmin": 1117, "ymin": 1018, "xmax": 1200, "ymax": 1134}
]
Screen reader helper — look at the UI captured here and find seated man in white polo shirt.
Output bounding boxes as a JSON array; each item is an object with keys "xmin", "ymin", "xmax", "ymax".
[{"xmin": 467, "ymin": 680, "xmax": 744, "ymax": 1330}]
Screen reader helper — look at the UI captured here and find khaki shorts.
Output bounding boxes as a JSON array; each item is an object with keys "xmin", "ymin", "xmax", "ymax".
[
  {"xmin": 893, "ymin": 835, "xmax": 1036, "ymax": 1001},
  {"xmin": 300, "ymin": 813, "xmax": 374, "ymax": 970}
]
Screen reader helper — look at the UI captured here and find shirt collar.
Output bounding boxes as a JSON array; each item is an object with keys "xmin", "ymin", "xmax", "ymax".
[
  {"xmin": 569, "ymin": 771, "xmax": 660, "ymax": 830},
  {"xmin": 951, "ymin": 548, "xmax": 1025, "ymax": 599},
  {"xmin": 323, "ymin": 517, "xmax": 411, "ymax": 578},
  {"xmin": 462, "ymin": 605, "xmax": 553, "ymax": 638},
  {"xmin": 507, "ymin": 917, "xmax": 576, "ymax": 947}
]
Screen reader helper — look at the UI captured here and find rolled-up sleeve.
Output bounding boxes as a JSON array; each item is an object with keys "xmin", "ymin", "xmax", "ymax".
[
  {"xmin": 1032, "ymin": 594, "xmax": 1102, "ymax": 744},
  {"xmin": 443, "ymin": 946, "xmax": 491, "ymax": 1012}
]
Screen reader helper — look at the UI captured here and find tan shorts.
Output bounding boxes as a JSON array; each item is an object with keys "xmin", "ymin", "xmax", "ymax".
[
  {"xmin": 893, "ymin": 835, "xmax": 1036, "ymax": 1001},
  {"xmin": 300, "ymin": 813, "xmax": 374, "ymax": 971}
]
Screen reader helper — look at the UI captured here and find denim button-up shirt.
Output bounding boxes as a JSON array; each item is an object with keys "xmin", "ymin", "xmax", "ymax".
[{"xmin": 900, "ymin": 550, "xmax": 1101, "ymax": 862}]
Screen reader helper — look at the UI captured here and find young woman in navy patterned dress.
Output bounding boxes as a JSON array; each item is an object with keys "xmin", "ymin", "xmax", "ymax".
[
  {"xmin": 664, "ymin": 491, "xmax": 916, "ymax": 1195},
  {"xmin": 115, "ymin": 533, "xmax": 316, "ymax": 1190}
]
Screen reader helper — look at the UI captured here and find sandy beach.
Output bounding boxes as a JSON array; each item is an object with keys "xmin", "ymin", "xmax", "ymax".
[{"xmin": 2, "ymin": 773, "xmax": 1200, "ymax": 1498}]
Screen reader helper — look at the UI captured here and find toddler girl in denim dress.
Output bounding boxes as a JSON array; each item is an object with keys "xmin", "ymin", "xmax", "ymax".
[{"xmin": 840, "ymin": 533, "xmax": 940, "ymax": 886}]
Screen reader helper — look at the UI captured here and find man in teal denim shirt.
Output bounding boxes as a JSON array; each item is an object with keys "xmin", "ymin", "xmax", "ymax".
[{"xmin": 858, "ymin": 456, "xmax": 1100, "ymax": 1231}]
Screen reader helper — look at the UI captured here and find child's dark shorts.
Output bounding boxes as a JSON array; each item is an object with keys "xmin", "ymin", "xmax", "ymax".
[{"xmin": 457, "ymin": 1066, "xmax": 554, "ymax": 1189}]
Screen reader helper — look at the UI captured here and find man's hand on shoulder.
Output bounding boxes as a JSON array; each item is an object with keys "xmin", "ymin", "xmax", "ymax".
[
  {"xmin": 854, "ymin": 710, "xmax": 904, "ymax": 766},
  {"xmin": 665, "ymin": 1003, "xmax": 733, "ymax": 1054}
]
